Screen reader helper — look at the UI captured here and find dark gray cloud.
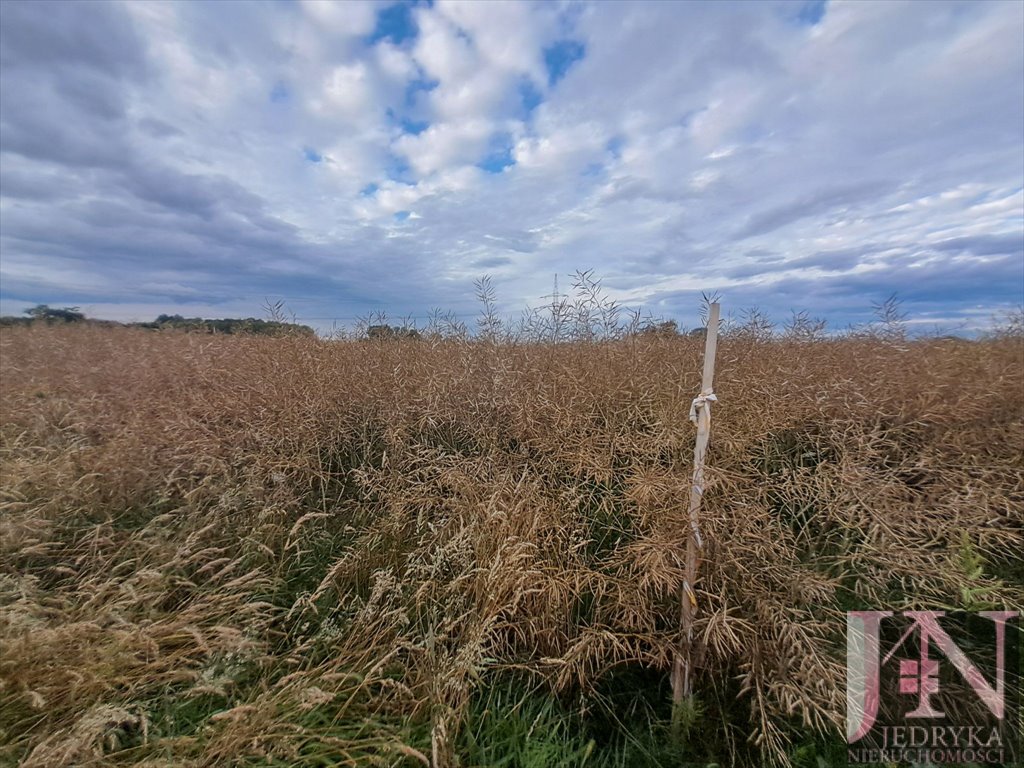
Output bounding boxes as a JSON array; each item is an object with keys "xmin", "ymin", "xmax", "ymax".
[
  {"xmin": 930, "ymin": 233, "xmax": 1023, "ymax": 258},
  {"xmin": 735, "ymin": 181, "xmax": 895, "ymax": 240},
  {"xmin": 472, "ymin": 256, "xmax": 514, "ymax": 268},
  {"xmin": 722, "ymin": 246, "xmax": 872, "ymax": 279},
  {"xmin": 0, "ymin": 0, "xmax": 148, "ymax": 79},
  {"xmin": 137, "ymin": 118, "xmax": 184, "ymax": 139}
]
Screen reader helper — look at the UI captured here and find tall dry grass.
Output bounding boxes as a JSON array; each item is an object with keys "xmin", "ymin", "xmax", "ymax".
[{"xmin": 0, "ymin": 323, "xmax": 1021, "ymax": 766}]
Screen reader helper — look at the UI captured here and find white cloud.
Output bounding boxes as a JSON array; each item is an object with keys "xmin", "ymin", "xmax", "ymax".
[
  {"xmin": 299, "ymin": 0, "xmax": 377, "ymax": 37},
  {"xmin": 394, "ymin": 119, "xmax": 494, "ymax": 176},
  {"xmin": 316, "ymin": 61, "xmax": 375, "ymax": 117},
  {"xmin": 412, "ymin": 8, "xmax": 478, "ymax": 85},
  {"xmin": 433, "ymin": 0, "xmax": 552, "ymax": 83}
]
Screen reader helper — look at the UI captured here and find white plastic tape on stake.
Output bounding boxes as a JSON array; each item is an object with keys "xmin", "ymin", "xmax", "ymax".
[
  {"xmin": 689, "ymin": 390, "xmax": 717, "ymax": 423},
  {"xmin": 688, "ymin": 388, "xmax": 716, "ymax": 551}
]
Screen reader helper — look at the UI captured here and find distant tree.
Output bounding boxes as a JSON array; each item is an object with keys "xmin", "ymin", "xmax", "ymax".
[
  {"xmin": 638, "ymin": 319, "xmax": 681, "ymax": 338},
  {"xmin": 154, "ymin": 314, "xmax": 186, "ymax": 325},
  {"xmin": 24, "ymin": 304, "xmax": 85, "ymax": 323},
  {"xmin": 367, "ymin": 324, "xmax": 420, "ymax": 340},
  {"xmin": 137, "ymin": 315, "xmax": 313, "ymax": 336}
]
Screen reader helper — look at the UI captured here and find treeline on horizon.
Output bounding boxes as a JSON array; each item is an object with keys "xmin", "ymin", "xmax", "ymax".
[
  {"xmin": 0, "ymin": 304, "xmax": 316, "ymax": 337},
  {"xmin": 3, "ymin": 268, "xmax": 1022, "ymax": 343},
  {"xmin": 0, "ymin": 302, "xmax": 704, "ymax": 342}
]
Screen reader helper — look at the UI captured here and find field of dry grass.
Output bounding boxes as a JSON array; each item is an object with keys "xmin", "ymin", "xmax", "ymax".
[{"xmin": 1, "ymin": 323, "xmax": 1021, "ymax": 767}]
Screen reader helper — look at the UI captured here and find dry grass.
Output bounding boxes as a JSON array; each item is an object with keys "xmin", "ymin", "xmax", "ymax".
[{"xmin": 1, "ymin": 323, "xmax": 1021, "ymax": 767}]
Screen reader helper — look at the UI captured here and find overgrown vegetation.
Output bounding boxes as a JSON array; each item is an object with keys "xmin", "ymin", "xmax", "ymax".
[{"xmin": 0, "ymin": 293, "xmax": 1021, "ymax": 767}]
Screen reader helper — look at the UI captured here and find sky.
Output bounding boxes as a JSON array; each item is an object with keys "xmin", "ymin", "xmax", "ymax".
[{"xmin": 0, "ymin": 0, "xmax": 1022, "ymax": 334}]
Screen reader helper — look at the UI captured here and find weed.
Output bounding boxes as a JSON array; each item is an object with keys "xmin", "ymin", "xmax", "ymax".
[{"xmin": 0, "ymin": 322, "xmax": 1021, "ymax": 766}]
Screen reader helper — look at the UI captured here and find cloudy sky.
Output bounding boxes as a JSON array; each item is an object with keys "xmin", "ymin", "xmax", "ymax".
[{"xmin": 1, "ymin": 0, "xmax": 1022, "ymax": 333}]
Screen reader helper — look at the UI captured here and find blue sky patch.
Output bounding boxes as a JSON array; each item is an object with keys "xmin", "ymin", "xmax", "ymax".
[
  {"xmin": 519, "ymin": 78, "xmax": 543, "ymax": 115},
  {"xmin": 269, "ymin": 81, "xmax": 289, "ymax": 103},
  {"xmin": 478, "ymin": 151, "xmax": 514, "ymax": 174},
  {"xmin": 385, "ymin": 108, "xmax": 429, "ymax": 136},
  {"xmin": 394, "ymin": 210, "xmax": 411, "ymax": 222},
  {"xmin": 360, "ymin": 183, "xmax": 379, "ymax": 197},
  {"xmin": 478, "ymin": 134, "xmax": 515, "ymax": 174},
  {"xmin": 370, "ymin": 1, "xmax": 418, "ymax": 45},
  {"xmin": 793, "ymin": 0, "xmax": 827, "ymax": 26},
  {"xmin": 544, "ymin": 40, "xmax": 585, "ymax": 86},
  {"xmin": 303, "ymin": 147, "xmax": 322, "ymax": 163},
  {"xmin": 404, "ymin": 76, "xmax": 438, "ymax": 109},
  {"xmin": 386, "ymin": 153, "xmax": 414, "ymax": 183},
  {"xmin": 400, "ymin": 117, "xmax": 429, "ymax": 135}
]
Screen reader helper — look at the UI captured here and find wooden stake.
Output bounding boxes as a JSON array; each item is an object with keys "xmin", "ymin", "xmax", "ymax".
[{"xmin": 673, "ymin": 302, "xmax": 720, "ymax": 706}]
